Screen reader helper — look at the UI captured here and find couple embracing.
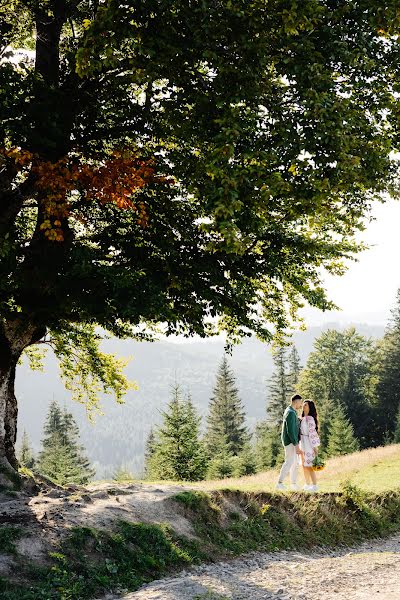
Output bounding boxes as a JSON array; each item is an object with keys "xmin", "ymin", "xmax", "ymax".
[{"xmin": 276, "ymin": 394, "xmax": 320, "ymax": 492}]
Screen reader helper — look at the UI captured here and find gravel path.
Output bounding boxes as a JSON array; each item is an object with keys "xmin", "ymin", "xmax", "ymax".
[{"xmin": 119, "ymin": 533, "xmax": 400, "ymax": 600}]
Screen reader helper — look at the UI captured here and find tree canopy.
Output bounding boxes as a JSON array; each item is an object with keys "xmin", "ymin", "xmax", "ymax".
[
  {"xmin": 299, "ymin": 327, "xmax": 377, "ymax": 446},
  {"xmin": 2, "ymin": 1, "xmax": 400, "ymax": 342},
  {"xmin": 1, "ymin": 0, "xmax": 400, "ymax": 469}
]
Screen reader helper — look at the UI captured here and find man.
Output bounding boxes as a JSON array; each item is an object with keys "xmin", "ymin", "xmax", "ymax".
[{"xmin": 276, "ymin": 394, "xmax": 303, "ymax": 491}]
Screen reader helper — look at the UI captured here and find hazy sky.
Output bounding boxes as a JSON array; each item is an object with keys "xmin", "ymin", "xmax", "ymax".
[{"xmin": 302, "ymin": 198, "xmax": 400, "ymax": 326}]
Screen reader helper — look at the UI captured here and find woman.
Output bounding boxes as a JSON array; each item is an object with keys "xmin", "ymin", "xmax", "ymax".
[{"xmin": 299, "ymin": 399, "xmax": 320, "ymax": 492}]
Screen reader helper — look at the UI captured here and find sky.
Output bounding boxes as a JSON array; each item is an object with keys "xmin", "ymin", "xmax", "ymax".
[{"xmin": 302, "ymin": 198, "xmax": 400, "ymax": 326}]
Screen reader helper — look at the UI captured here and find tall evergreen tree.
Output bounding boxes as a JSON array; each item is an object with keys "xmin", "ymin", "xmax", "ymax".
[
  {"xmin": 266, "ymin": 346, "xmax": 290, "ymax": 424},
  {"xmin": 205, "ymin": 356, "xmax": 248, "ymax": 456},
  {"xmin": 255, "ymin": 422, "xmax": 284, "ymax": 471},
  {"xmin": 144, "ymin": 428, "xmax": 156, "ymax": 478},
  {"xmin": 287, "ymin": 344, "xmax": 302, "ymax": 397},
  {"xmin": 206, "ymin": 434, "xmax": 235, "ymax": 480},
  {"xmin": 148, "ymin": 386, "xmax": 207, "ymax": 481},
  {"xmin": 18, "ymin": 430, "xmax": 35, "ymax": 470},
  {"xmin": 374, "ymin": 290, "xmax": 400, "ymax": 440},
  {"xmin": 327, "ymin": 406, "xmax": 360, "ymax": 457},
  {"xmin": 37, "ymin": 401, "xmax": 95, "ymax": 486},
  {"xmin": 257, "ymin": 346, "xmax": 292, "ymax": 469}
]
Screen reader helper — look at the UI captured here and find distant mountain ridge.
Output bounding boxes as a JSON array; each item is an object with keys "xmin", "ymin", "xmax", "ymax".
[{"xmin": 16, "ymin": 322, "xmax": 385, "ymax": 477}]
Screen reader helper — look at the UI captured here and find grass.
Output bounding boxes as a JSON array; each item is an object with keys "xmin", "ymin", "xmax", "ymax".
[
  {"xmin": 0, "ymin": 527, "xmax": 23, "ymax": 555},
  {"xmin": 173, "ymin": 485, "xmax": 400, "ymax": 556},
  {"xmin": 199, "ymin": 444, "xmax": 400, "ymax": 493},
  {"xmin": 0, "ymin": 465, "xmax": 22, "ymax": 491},
  {"xmin": 0, "ymin": 521, "xmax": 204, "ymax": 600}
]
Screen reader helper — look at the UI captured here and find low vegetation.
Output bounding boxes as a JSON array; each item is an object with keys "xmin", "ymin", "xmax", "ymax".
[{"xmin": 0, "ymin": 527, "xmax": 23, "ymax": 555}]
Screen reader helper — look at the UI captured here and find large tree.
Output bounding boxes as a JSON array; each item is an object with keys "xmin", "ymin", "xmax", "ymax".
[
  {"xmin": 36, "ymin": 400, "xmax": 95, "ymax": 485},
  {"xmin": 326, "ymin": 405, "xmax": 360, "ymax": 458},
  {"xmin": 287, "ymin": 344, "xmax": 302, "ymax": 397},
  {"xmin": 1, "ymin": 1, "xmax": 400, "ymax": 477},
  {"xmin": 256, "ymin": 344, "xmax": 293, "ymax": 469},
  {"xmin": 147, "ymin": 386, "xmax": 207, "ymax": 481},
  {"xmin": 205, "ymin": 356, "xmax": 248, "ymax": 456},
  {"xmin": 299, "ymin": 328, "xmax": 377, "ymax": 447},
  {"xmin": 266, "ymin": 346, "xmax": 291, "ymax": 424}
]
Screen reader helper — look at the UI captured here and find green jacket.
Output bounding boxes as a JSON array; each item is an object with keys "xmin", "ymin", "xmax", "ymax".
[{"xmin": 281, "ymin": 406, "xmax": 300, "ymax": 447}]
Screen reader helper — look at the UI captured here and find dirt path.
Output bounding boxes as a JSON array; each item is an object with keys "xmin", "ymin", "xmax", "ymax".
[{"xmin": 118, "ymin": 533, "xmax": 400, "ymax": 600}]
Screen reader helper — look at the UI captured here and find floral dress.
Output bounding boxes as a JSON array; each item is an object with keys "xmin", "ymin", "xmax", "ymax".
[{"xmin": 299, "ymin": 416, "xmax": 320, "ymax": 467}]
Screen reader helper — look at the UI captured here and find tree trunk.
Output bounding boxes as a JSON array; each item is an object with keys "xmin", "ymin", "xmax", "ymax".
[
  {"xmin": 0, "ymin": 321, "xmax": 45, "ymax": 475},
  {"xmin": 0, "ymin": 360, "xmax": 18, "ymax": 470}
]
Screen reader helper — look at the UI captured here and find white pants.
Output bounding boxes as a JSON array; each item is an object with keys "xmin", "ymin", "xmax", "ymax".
[{"xmin": 278, "ymin": 443, "xmax": 298, "ymax": 485}]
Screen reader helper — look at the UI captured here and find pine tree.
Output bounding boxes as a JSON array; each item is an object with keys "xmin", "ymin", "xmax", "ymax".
[
  {"xmin": 113, "ymin": 466, "xmax": 135, "ymax": 482},
  {"xmin": 231, "ymin": 442, "xmax": 257, "ymax": 477},
  {"xmin": 327, "ymin": 406, "xmax": 360, "ymax": 457},
  {"xmin": 18, "ymin": 430, "xmax": 35, "ymax": 470},
  {"xmin": 206, "ymin": 435, "xmax": 235, "ymax": 480},
  {"xmin": 148, "ymin": 386, "xmax": 207, "ymax": 481},
  {"xmin": 258, "ymin": 346, "xmax": 291, "ymax": 468},
  {"xmin": 375, "ymin": 290, "xmax": 400, "ymax": 441},
  {"xmin": 144, "ymin": 427, "xmax": 156, "ymax": 478},
  {"xmin": 37, "ymin": 400, "xmax": 95, "ymax": 486},
  {"xmin": 266, "ymin": 346, "xmax": 290, "ymax": 425},
  {"xmin": 287, "ymin": 344, "xmax": 302, "ymax": 396},
  {"xmin": 205, "ymin": 356, "xmax": 248, "ymax": 456},
  {"xmin": 255, "ymin": 422, "xmax": 284, "ymax": 470}
]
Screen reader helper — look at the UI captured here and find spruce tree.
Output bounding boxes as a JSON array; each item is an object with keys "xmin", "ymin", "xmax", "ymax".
[
  {"xmin": 37, "ymin": 401, "xmax": 95, "ymax": 486},
  {"xmin": 205, "ymin": 356, "xmax": 248, "ymax": 456},
  {"xmin": 113, "ymin": 467, "xmax": 135, "ymax": 482},
  {"xmin": 327, "ymin": 406, "xmax": 360, "ymax": 457},
  {"xmin": 144, "ymin": 427, "xmax": 156, "ymax": 478},
  {"xmin": 375, "ymin": 290, "xmax": 400, "ymax": 440},
  {"xmin": 259, "ymin": 346, "xmax": 291, "ymax": 468},
  {"xmin": 18, "ymin": 430, "xmax": 35, "ymax": 470},
  {"xmin": 267, "ymin": 346, "xmax": 290, "ymax": 424},
  {"xmin": 206, "ymin": 435, "xmax": 235, "ymax": 480},
  {"xmin": 148, "ymin": 386, "xmax": 207, "ymax": 481},
  {"xmin": 232, "ymin": 442, "xmax": 257, "ymax": 477},
  {"xmin": 255, "ymin": 422, "xmax": 284, "ymax": 470},
  {"xmin": 287, "ymin": 344, "xmax": 302, "ymax": 397}
]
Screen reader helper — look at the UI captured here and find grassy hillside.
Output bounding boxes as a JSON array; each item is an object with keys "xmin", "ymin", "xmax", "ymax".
[{"xmin": 200, "ymin": 444, "xmax": 400, "ymax": 493}]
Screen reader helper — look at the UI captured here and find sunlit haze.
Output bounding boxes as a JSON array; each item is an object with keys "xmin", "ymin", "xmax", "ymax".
[{"xmin": 302, "ymin": 198, "xmax": 400, "ymax": 326}]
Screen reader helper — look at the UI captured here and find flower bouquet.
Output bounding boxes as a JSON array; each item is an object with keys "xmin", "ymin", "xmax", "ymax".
[{"xmin": 312, "ymin": 455, "xmax": 325, "ymax": 472}]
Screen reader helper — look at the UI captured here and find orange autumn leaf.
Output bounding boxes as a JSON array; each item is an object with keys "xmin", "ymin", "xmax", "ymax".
[{"xmin": 1, "ymin": 148, "xmax": 166, "ymax": 241}]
